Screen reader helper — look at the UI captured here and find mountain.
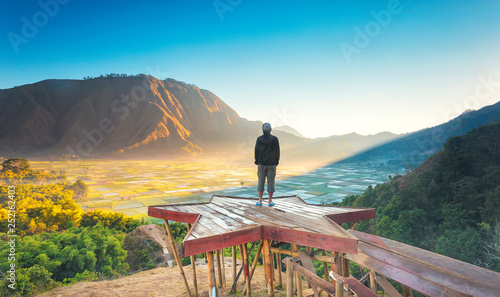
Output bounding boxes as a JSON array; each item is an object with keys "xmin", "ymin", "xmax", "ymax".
[
  {"xmin": 339, "ymin": 122, "xmax": 500, "ymax": 271},
  {"xmin": 0, "ymin": 76, "xmax": 261, "ymax": 158},
  {"xmin": 338, "ymin": 101, "xmax": 500, "ymax": 167},
  {"xmin": 273, "ymin": 125, "xmax": 305, "ymax": 138},
  {"xmin": 275, "ymin": 131, "xmax": 400, "ymax": 163}
]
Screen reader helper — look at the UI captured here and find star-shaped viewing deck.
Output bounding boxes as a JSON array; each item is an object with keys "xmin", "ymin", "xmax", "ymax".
[{"xmin": 148, "ymin": 195, "xmax": 375, "ymax": 256}]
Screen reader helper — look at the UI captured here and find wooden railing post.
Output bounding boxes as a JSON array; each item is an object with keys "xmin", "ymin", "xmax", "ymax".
[{"xmin": 370, "ymin": 269, "xmax": 376, "ymax": 293}]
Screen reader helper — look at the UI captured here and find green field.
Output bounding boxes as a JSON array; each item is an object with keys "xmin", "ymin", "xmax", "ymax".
[{"xmin": 30, "ymin": 159, "xmax": 403, "ymax": 219}]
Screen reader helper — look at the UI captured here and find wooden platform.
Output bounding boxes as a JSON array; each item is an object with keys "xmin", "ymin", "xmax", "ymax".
[{"xmin": 149, "ymin": 195, "xmax": 376, "ymax": 256}]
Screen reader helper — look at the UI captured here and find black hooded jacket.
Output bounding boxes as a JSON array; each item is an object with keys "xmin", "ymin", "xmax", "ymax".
[{"xmin": 254, "ymin": 132, "xmax": 280, "ymax": 166}]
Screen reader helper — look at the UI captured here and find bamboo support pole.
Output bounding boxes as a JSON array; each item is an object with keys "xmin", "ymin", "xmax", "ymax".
[
  {"xmin": 291, "ymin": 244, "xmax": 302, "ymax": 297},
  {"xmin": 164, "ymin": 220, "xmax": 192, "ymax": 297},
  {"xmin": 262, "ymin": 239, "xmax": 275, "ymax": 297},
  {"xmin": 187, "ymin": 224, "xmax": 198, "ymax": 297},
  {"xmin": 232, "ymin": 246, "xmax": 237, "ymax": 284},
  {"xmin": 270, "ymin": 247, "xmax": 336, "ymax": 263},
  {"xmin": 343, "ymin": 257, "xmax": 350, "ymax": 277},
  {"xmin": 221, "ymin": 249, "xmax": 226, "ymax": 287},
  {"xmin": 243, "ymin": 240, "xmax": 264, "ymax": 295},
  {"xmin": 216, "ymin": 249, "xmax": 223, "ymax": 287},
  {"xmin": 322, "ymin": 250, "xmax": 329, "ymax": 282},
  {"xmin": 191, "ymin": 255, "xmax": 198, "ymax": 297},
  {"xmin": 403, "ymin": 285, "xmax": 413, "ymax": 297},
  {"xmin": 286, "ymin": 258, "xmax": 294, "ymax": 297},
  {"xmin": 277, "ymin": 251, "xmax": 283, "ymax": 288},
  {"xmin": 241, "ymin": 244, "xmax": 251, "ymax": 296},
  {"xmin": 335, "ymin": 279, "xmax": 344, "ymax": 297},
  {"xmin": 306, "ymin": 247, "xmax": 312, "ymax": 289},
  {"xmin": 207, "ymin": 251, "xmax": 217, "ymax": 297}
]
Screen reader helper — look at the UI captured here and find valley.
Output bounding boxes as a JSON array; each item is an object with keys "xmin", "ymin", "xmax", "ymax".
[{"xmin": 30, "ymin": 159, "xmax": 404, "ymax": 219}]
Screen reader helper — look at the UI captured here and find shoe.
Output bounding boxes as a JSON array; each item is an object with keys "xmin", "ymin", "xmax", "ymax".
[
  {"xmin": 268, "ymin": 202, "xmax": 275, "ymax": 207},
  {"xmin": 256, "ymin": 202, "xmax": 263, "ymax": 206}
]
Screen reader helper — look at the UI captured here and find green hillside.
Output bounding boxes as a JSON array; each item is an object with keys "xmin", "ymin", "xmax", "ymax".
[{"xmin": 339, "ymin": 122, "xmax": 500, "ymax": 271}]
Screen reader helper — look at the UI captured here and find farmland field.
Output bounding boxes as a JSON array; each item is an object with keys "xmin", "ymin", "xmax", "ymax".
[{"xmin": 30, "ymin": 159, "xmax": 404, "ymax": 221}]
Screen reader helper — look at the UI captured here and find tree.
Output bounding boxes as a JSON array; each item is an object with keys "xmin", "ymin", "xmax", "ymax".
[{"xmin": 1, "ymin": 158, "xmax": 30, "ymax": 172}]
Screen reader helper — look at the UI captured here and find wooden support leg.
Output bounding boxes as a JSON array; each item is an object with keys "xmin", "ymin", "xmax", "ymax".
[
  {"xmin": 207, "ymin": 251, "xmax": 217, "ymax": 297},
  {"xmin": 221, "ymin": 249, "xmax": 226, "ymax": 287},
  {"xmin": 333, "ymin": 252, "xmax": 343, "ymax": 276},
  {"xmin": 263, "ymin": 239, "xmax": 275, "ymax": 297},
  {"xmin": 277, "ymin": 251, "xmax": 283, "ymax": 288},
  {"xmin": 232, "ymin": 246, "xmax": 237, "ymax": 285},
  {"xmin": 306, "ymin": 247, "xmax": 312, "ymax": 289},
  {"xmin": 243, "ymin": 240, "xmax": 264, "ymax": 295},
  {"xmin": 241, "ymin": 244, "xmax": 251, "ymax": 297},
  {"xmin": 164, "ymin": 220, "xmax": 192, "ymax": 297},
  {"xmin": 322, "ymin": 250, "xmax": 329, "ymax": 282},
  {"xmin": 216, "ymin": 249, "xmax": 223, "ymax": 288},
  {"xmin": 191, "ymin": 255, "xmax": 198, "ymax": 297},
  {"xmin": 343, "ymin": 256, "xmax": 350, "ymax": 277},
  {"xmin": 403, "ymin": 285, "xmax": 413, "ymax": 297},
  {"xmin": 286, "ymin": 258, "xmax": 294, "ymax": 297},
  {"xmin": 187, "ymin": 224, "xmax": 198, "ymax": 297},
  {"xmin": 292, "ymin": 244, "xmax": 303, "ymax": 297}
]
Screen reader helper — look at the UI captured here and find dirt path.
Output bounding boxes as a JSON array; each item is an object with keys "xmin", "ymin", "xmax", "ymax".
[{"xmin": 37, "ymin": 258, "xmax": 290, "ymax": 297}]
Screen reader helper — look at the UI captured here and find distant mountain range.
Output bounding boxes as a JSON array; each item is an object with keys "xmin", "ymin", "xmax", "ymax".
[
  {"xmin": 2, "ymin": 76, "xmax": 498, "ymax": 165},
  {"xmin": 338, "ymin": 101, "xmax": 500, "ymax": 167}
]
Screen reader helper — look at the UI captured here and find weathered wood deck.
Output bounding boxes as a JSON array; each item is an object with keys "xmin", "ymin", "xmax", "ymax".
[{"xmin": 148, "ymin": 195, "xmax": 376, "ymax": 256}]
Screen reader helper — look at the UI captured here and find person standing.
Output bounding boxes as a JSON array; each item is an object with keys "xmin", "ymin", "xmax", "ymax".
[{"xmin": 254, "ymin": 123, "xmax": 280, "ymax": 206}]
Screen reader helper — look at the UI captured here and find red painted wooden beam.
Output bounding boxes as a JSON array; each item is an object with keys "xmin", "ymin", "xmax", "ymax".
[{"xmin": 148, "ymin": 207, "xmax": 199, "ymax": 224}]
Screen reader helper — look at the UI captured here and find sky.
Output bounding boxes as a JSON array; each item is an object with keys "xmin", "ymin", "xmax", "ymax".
[{"xmin": 1, "ymin": 0, "xmax": 499, "ymax": 138}]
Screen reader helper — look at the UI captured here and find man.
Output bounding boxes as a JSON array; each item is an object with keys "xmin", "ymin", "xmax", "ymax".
[{"xmin": 254, "ymin": 123, "xmax": 280, "ymax": 206}]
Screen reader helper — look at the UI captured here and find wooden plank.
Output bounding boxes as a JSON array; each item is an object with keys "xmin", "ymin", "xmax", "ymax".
[
  {"xmin": 290, "ymin": 261, "xmax": 337, "ymax": 296},
  {"xmin": 274, "ymin": 200, "xmax": 336, "ymax": 216},
  {"xmin": 325, "ymin": 209, "xmax": 376, "ymax": 225},
  {"xmin": 187, "ymin": 205, "xmax": 244, "ymax": 232},
  {"xmin": 355, "ymin": 240, "xmax": 500, "ymax": 296},
  {"xmin": 344, "ymin": 276, "xmax": 378, "ymax": 297},
  {"xmin": 375, "ymin": 275, "xmax": 402, "ymax": 297},
  {"xmin": 263, "ymin": 226, "xmax": 358, "ymax": 254},
  {"xmin": 208, "ymin": 200, "xmax": 261, "ymax": 225},
  {"xmin": 351, "ymin": 230, "xmax": 500, "ymax": 285},
  {"xmin": 298, "ymin": 252, "xmax": 319, "ymax": 297},
  {"xmin": 345, "ymin": 252, "xmax": 468, "ymax": 297},
  {"xmin": 183, "ymin": 226, "xmax": 262, "ymax": 257}
]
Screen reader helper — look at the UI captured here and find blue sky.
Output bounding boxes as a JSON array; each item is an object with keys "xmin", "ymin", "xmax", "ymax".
[{"xmin": 1, "ymin": 0, "xmax": 499, "ymax": 138}]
